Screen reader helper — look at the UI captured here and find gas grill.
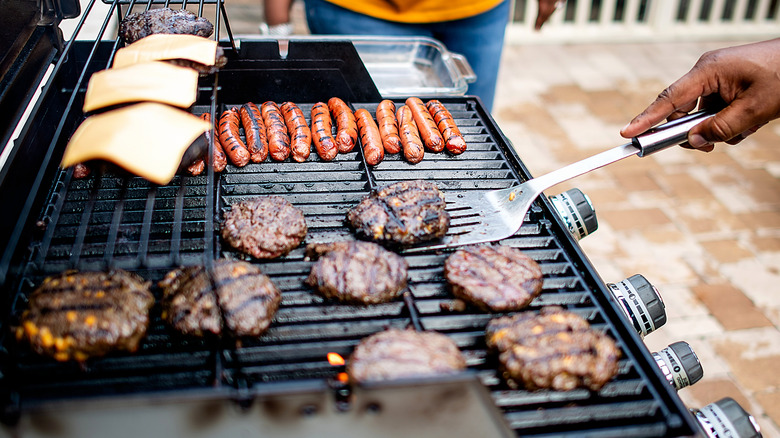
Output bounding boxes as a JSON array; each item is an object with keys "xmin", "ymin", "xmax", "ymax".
[{"xmin": 0, "ymin": 1, "xmax": 704, "ymax": 436}]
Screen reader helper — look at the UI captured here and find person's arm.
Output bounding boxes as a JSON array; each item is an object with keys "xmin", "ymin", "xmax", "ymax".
[{"xmin": 620, "ymin": 38, "xmax": 780, "ymax": 152}]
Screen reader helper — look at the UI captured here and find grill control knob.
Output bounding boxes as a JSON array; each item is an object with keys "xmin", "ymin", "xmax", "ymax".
[
  {"xmin": 549, "ymin": 188, "xmax": 598, "ymax": 240},
  {"xmin": 606, "ymin": 274, "xmax": 666, "ymax": 338},
  {"xmin": 692, "ymin": 397, "xmax": 762, "ymax": 438},
  {"xmin": 652, "ymin": 341, "xmax": 703, "ymax": 390}
]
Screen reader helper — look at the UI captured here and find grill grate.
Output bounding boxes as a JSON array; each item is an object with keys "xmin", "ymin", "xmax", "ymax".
[{"xmin": 0, "ymin": 95, "xmax": 696, "ymax": 436}]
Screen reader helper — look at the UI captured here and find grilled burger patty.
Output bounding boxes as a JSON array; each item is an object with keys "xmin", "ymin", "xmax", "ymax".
[
  {"xmin": 346, "ymin": 180, "xmax": 450, "ymax": 246},
  {"xmin": 17, "ymin": 270, "xmax": 154, "ymax": 362},
  {"xmin": 120, "ymin": 8, "xmax": 214, "ymax": 44},
  {"xmin": 485, "ymin": 306, "xmax": 620, "ymax": 391},
  {"xmin": 347, "ymin": 328, "xmax": 467, "ymax": 383},
  {"xmin": 305, "ymin": 241, "xmax": 408, "ymax": 305},
  {"xmin": 159, "ymin": 260, "xmax": 281, "ymax": 337},
  {"xmin": 444, "ymin": 244, "xmax": 543, "ymax": 312},
  {"xmin": 221, "ymin": 196, "xmax": 307, "ymax": 259}
]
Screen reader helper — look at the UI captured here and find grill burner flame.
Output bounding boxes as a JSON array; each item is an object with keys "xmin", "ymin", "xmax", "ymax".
[{"xmin": 327, "ymin": 352, "xmax": 345, "ymax": 366}]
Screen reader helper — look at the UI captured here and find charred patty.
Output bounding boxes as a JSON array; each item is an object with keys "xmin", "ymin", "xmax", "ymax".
[
  {"xmin": 444, "ymin": 244, "xmax": 543, "ymax": 312},
  {"xmin": 485, "ymin": 306, "xmax": 620, "ymax": 391},
  {"xmin": 305, "ymin": 241, "xmax": 408, "ymax": 305},
  {"xmin": 120, "ymin": 8, "xmax": 214, "ymax": 44},
  {"xmin": 16, "ymin": 270, "xmax": 154, "ymax": 362},
  {"xmin": 347, "ymin": 328, "xmax": 467, "ymax": 383},
  {"xmin": 221, "ymin": 196, "xmax": 307, "ymax": 259},
  {"xmin": 346, "ymin": 180, "xmax": 449, "ymax": 247},
  {"xmin": 159, "ymin": 259, "xmax": 281, "ymax": 337}
]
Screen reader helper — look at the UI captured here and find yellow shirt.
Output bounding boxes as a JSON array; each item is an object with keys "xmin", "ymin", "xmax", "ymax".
[{"xmin": 323, "ymin": 0, "xmax": 504, "ymax": 24}]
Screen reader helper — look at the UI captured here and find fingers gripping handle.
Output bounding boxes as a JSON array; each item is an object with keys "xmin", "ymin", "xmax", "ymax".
[{"xmin": 632, "ymin": 111, "xmax": 715, "ymax": 156}]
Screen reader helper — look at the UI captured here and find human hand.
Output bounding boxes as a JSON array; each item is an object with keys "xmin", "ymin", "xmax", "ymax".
[
  {"xmin": 535, "ymin": 0, "xmax": 563, "ymax": 30},
  {"xmin": 620, "ymin": 38, "xmax": 780, "ymax": 152}
]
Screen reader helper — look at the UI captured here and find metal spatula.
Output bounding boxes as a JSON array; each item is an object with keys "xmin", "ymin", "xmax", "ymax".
[{"xmin": 404, "ymin": 111, "xmax": 713, "ymax": 253}]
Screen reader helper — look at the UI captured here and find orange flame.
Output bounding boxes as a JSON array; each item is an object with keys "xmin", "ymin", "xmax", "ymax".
[{"xmin": 327, "ymin": 352, "xmax": 345, "ymax": 366}]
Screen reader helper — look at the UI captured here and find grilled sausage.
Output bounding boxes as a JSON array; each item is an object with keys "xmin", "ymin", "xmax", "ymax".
[
  {"xmin": 406, "ymin": 97, "xmax": 443, "ymax": 152},
  {"xmin": 328, "ymin": 97, "xmax": 358, "ymax": 153},
  {"xmin": 240, "ymin": 102, "xmax": 269, "ymax": 163},
  {"xmin": 261, "ymin": 101, "xmax": 291, "ymax": 161},
  {"xmin": 187, "ymin": 158, "xmax": 206, "ymax": 176},
  {"xmin": 396, "ymin": 105, "xmax": 424, "ymax": 164},
  {"xmin": 280, "ymin": 102, "xmax": 311, "ymax": 163},
  {"xmin": 202, "ymin": 112, "xmax": 227, "ymax": 172},
  {"xmin": 426, "ymin": 100, "xmax": 467, "ymax": 155},
  {"xmin": 376, "ymin": 100, "xmax": 401, "ymax": 154},
  {"xmin": 218, "ymin": 107, "xmax": 250, "ymax": 167},
  {"xmin": 311, "ymin": 102, "xmax": 338, "ymax": 161},
  {"xmin": 355, "ymin": 108, "xmax": 384, "ymax": 166}
]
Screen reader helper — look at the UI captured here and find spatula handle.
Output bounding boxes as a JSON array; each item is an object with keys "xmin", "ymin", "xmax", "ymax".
[{"xmin": 632, "ymin": 111, "xmax": 714, "ymax": 157}]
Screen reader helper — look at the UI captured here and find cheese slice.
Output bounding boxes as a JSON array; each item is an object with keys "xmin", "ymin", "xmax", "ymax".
[
  {"xmin": 112, "ymin": 34, "xmax": 218, "ymax": 68},
  {"xmin": 83, "ymin": 61, "xmax": 199, "ymax": 112},
  {"xmin": 62, "ymin": 103, "xmax": 210, "ymax": 185}
]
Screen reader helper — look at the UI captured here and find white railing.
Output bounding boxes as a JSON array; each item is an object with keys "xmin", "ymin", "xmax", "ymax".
[{"xmin": 506, "ymin": 0, "xmax": 780, "ymax": 44}]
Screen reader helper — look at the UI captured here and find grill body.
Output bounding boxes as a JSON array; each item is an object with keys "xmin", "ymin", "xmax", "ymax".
[{"xmin": 0, "ymin": 13, "xmax": 701, "ymax": 437}]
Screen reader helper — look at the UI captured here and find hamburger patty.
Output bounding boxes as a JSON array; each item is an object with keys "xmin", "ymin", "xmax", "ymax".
[
  {"xmin": 346, "ymin": 180, "xmax": 450, "ymax": 247},
  {"xmin": 221, "ymin": 196, "xmax": 307, "ymax": 259},
  {"xmin": 16, "ymin": 270, "xmax": 154, "ymax": 362},
  {"xmin": 305, "ymin": 241, "xmax": 408, "ymax": 305},
  {"xmin": 444, "ymin": 244, "xmax": 543, "ymax": 312},
  {"xmin": 120, "ymin": 8, "xmax": 214, "ymax": 44},
  {"xmin": 159, "ymin": 260, "xmax": 281, "ymax": 337},
  {"xmin": 347, "ymin": 328, "xmax": 467, "ymax": 383},
  {"xmin": 485, "ymin": 306, "xmax": 620, "ymax": 391}
]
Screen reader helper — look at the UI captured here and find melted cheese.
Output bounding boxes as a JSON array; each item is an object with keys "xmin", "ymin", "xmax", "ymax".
[
  {"xmin": 62, "ymin": 103, "xmax": 210, "ymax": 185},
  {"xmin": 83, "ymin": 61, "xmax": 198, "ymax": 112},
  {"xmin": 112, "ymin": 34, "xmax": 218, "ymax": 68}
]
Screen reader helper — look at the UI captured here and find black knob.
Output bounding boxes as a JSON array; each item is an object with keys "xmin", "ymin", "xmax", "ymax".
[
  {"xmin": 693, "ymin": 397, "xmax": 762, "ymax": 438},
  {"xmin": 607, "ymin": 274, "xmax": 666, "ymax": 337},
  {"xmin": 549, "ymin": 188, "xmax": 598, "ymax": 240},
  {"xmin": 653, "ymin": 341, "xmax": 704, "ymax": 390}
]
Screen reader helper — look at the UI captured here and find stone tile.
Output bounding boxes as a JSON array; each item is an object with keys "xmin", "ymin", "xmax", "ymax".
[
  {"xmin": 611, "ymin": 171, "xmax": 662, "ymax": 192},
  {"xmin": 711, "ymin": 327, "xmax": 780, "ymax": 392},
  {"xmin": 692, "ymin": 283, "xmax": 773, "ymax": 331},
  {"xmin": 685, "ymin": 378, "xmax": 752, "ymax": 413},
  {"xmin": 755, "ymin": 391, "xmax": 780, "ymax": 437},
  {"xmin": 598, "ymin": 208, "xmax": 672, "ymax": 231},
  {"xmin": 654, "ymin": 172, "xmax": 713, "ymax": 201},
  {"xmin": 751, "ymin": 236, "xmax": 780, "ymax": 253},
  {"xmin": 673, "ymin": 200, "xmax": 751, "ymax": 235},
  {"xmin": 719, "ymin": 257, "xmax": 780, "ymax": 309},
  {"xmin": 735, "ymin": 210, "xmax": 780, "ymax": 231},
  {"xmin": 699, "ymin": 239, "xmax": 754, "ymax": 264}
]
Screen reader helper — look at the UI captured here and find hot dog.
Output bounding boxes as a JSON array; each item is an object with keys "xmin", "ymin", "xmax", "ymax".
[
  {"xmin": 405, "ymin": 97, "xmax": 443, "ymax": 152},
  {"xmin": 280, "ymin": 101, "xmax": 311, "ymax": 163},
  {"xmin": 240, "ymin": 102, "xmax": 269, "ymax": 162},
  {"xmin": 311, "ymin": 102, "xmax": 338, "ymax": 161},
  {"xmin": 354, "ymin": 108, "xmax": 384, "ymax": 166},
  {"xmin": 202, "ymin": 112, "xmax": 227, "ymax": 172},
  {"xmin": 376, "ymin": 100, "xmax": 401, "ymax": 154},
  {"xmin": 328, "ymin": 97, "xmax": 357, "ymax": 153},
  {"xmin": 218, "ymin": 107, "xmax": 250, "ymax": 167},
  {"xmin": 73, "ymin": 163, "xmax": 91, "ymax": 179},
  {"xmin": 187, "ymin": 158, "xmax": 206, "ymax": 176},
  {"xmin": 426, "ymin": 99, "xmax": 467, "ymax": 154},
  {"xmin": 261, "ymin": 101, "xmax": 291, "ymax": 161},
  {"xmin": 396, "ymin": 105, "xmax": 424, "ymax": 164}
]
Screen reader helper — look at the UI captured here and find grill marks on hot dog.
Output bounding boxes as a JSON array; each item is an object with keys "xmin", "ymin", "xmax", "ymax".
[
  {"xmin": 426, "ymin": 100, "xmax": 467, "ymax": 154},
  {"xmin": 311, "ymin": 102, "xmax": 338, "ymax": 161},
  {"xmin": 406, "ymin": 97, "xmax": 444, "ymax": 152},
  {"xmin": 240, "ymin": 103, "xmax": 269, "ymax": 163},
  {"xmin": 280, "ymin": 102, "xmax": 311, "ymax": 163},
  {"xmin": 218, "ymin": 107, "xmax": 251, "ymax": 167},
  {"xmin": 396, "ymin": 105, "xmax": 424, "ymax": 164},
  {"xmin": 376, "ymin": 100, "xmax": 401, "ymax": 154},
  {"xmin": 328, "ymin": 97, "xmax": 358, "ymax": 153},
  {"xmin": 354, "ymin": 108, "xmax": 384, "ymax": 166},
  {"xmin": 261, "ymin": 101, "xmax": 291, "ymax": 162}
]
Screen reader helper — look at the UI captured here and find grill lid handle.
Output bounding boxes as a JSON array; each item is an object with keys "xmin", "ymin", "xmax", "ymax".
[{"xmin": 632, "ymin": 111, "xmax": 715, "ymax": 157}]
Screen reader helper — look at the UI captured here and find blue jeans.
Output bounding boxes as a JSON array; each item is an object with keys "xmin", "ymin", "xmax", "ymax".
[{"xmin": 304, "ymin": 0, "xmax": 510, "ymax": 111}]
